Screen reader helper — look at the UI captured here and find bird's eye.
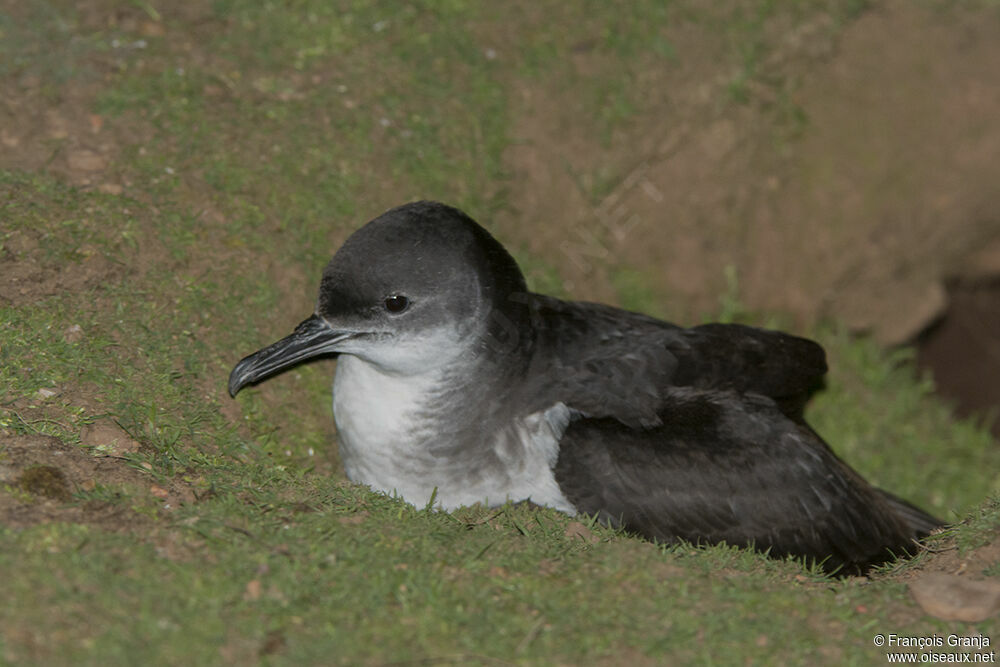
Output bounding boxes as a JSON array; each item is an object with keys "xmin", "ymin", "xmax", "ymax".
[{"xmin": 383, "ymin": 295, "xmax": 410, "ymax": 314}]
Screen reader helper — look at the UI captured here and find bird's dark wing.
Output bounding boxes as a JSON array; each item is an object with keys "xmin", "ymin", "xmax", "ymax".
[
  {"xmin": 522, "ymin": 295, "xmax": 826, "ymax": 427},
  {"xmin": 669, "ymin": 322, "xmax": 827, "ymax": 421},
  {"xmin": 553, "ymin": 388, "xmax": 940, "ymax": 574}
]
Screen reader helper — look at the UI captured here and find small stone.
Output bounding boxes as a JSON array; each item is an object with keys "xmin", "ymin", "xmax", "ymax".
[
  {"xmin": 34, "ymin": 388, "xmax": 58, "ymax": 400},
  {"xmin": 244, "ymin": 579, "xmax": 262, "ymax": 601},
  {"xmin": 563, "ymin": 521, "xmax": 599, "ymax": 544},
  {"xmin": 81, "ymin": 422, "xmax": 141, "ymax": 456},
  {"xmin": 64, "ymin": 324, "xmax": 84, "ymax": 343},
  {"xmin": 150, "ymin": 484, "xmax": 169, "ymax": 499},
  {"xmin": 139, "ymin": 21, "xmax": 165, "ymax": 37},
  {"xmin": 909, "ymin": 573, "xmax": 1000, "ymax": 622},
  {"xmin": 0, "ymin": 129, "xmax": 19, "ymax": 148},
  {"xmin": 45, "ymin": 111, "xmax": 69, "ymax": 139},
  {"xmin": 66, "ymin": 149, "xmax": 107, "ymax": 173}
]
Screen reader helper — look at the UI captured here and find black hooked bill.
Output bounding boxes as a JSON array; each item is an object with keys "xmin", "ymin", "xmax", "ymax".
[{"xmin": 228, "ymin": 315, "xmax": 354, "ymax": 397}]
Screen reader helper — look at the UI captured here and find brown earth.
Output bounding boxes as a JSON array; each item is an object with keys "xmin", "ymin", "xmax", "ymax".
[{"xmin": 501, "ymin": 1, "xmax": 1000, "ymax": 344}]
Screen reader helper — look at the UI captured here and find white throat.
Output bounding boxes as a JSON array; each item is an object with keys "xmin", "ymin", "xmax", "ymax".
[{"xmin": 331, "ymin": 354, "xmax": 575, "ymax": 514}]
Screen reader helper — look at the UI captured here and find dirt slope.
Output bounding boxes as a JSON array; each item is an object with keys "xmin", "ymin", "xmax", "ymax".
[{"xmin": 501, "ymin": 0, "xmax": 1000, "ymax": 346}]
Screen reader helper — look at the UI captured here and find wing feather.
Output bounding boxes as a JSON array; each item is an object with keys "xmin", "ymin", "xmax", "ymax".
[
  {"xmin": 523, "ymin": 295, "xmax": 826, "ymax": 426},
  {"xmin": 553, "ymin": 388, "xmax": 938, "ymax": 574}
]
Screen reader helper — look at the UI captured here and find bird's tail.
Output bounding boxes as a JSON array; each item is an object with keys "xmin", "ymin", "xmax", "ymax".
[{"xmin": 878, "ymin": 489, "xmax": 945, "ymax": 538}]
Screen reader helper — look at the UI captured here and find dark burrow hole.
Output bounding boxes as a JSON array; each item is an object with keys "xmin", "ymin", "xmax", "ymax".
[{"xmin": 916, "ymin": 278, "xmax": 1000, "ymax": 439}]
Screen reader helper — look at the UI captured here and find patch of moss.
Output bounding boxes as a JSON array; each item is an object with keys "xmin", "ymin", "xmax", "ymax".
[{"xmin": 18, "ymin": 466, "xmax": 71, "ymax": 502}]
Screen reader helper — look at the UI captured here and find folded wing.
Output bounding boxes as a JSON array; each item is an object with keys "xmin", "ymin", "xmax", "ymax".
[
  {"xmin": 553, "ymin": 388, "xmax": 938, "ymax": 574},
  {"xmin": 523, "ymin": 295, "xmax": 826, "ymax": 427}
]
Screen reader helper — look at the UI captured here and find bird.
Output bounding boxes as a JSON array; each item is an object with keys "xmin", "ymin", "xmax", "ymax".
[{"xmin": 228, "ymin": 200, "xmax": 942, "ymax": 575}]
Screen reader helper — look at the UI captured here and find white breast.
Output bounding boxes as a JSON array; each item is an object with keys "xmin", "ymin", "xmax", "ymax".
[
  {"xmin": 332, "ymin": 355, "xmax": 436, "ymax": 488},
  {"xmin": 332, "ymin": 354, "xmax": 576, "ymax": 514}
]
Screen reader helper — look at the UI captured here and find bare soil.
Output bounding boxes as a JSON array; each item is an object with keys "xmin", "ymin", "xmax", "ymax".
[{"xmin": 503, "ymin": 1, "xmax": 1000, "ymax": 343}]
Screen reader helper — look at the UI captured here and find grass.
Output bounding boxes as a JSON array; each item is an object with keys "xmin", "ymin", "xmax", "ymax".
[
  {"xmin": 810, "ymin": 331, "xmax": 1000, "ymax": 514},
  {"xmin": 2, "ymin": 1, "xmax": 999, "ymax": 664}
]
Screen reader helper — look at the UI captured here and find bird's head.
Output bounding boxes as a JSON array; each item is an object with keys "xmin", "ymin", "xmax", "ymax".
[{"xmin": 228, "ymin": 201, "xmax": 528, "ymax": 396}]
